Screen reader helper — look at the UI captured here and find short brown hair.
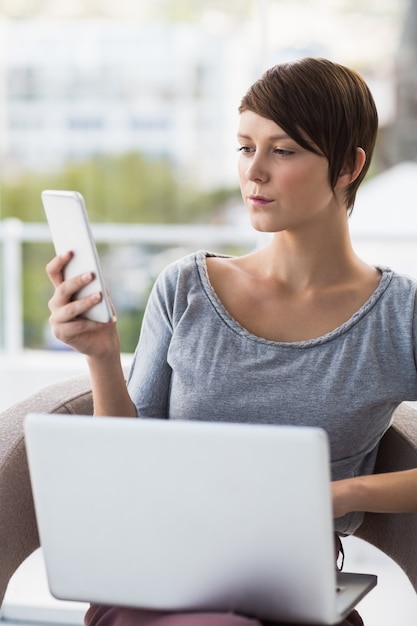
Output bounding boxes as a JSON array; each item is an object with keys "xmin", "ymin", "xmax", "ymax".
[{"xmin": 239, "ymin": 57, "xmax": 378, "ymax": 212}]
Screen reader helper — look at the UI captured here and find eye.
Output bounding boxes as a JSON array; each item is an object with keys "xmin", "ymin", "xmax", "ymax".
[
  {"xmin": 237, "ymin": 146, "xmax": 254, "ymax": 154},
  {"xmin": 273, "ymin": 148, "xmax": 295, "ymax": 156}
]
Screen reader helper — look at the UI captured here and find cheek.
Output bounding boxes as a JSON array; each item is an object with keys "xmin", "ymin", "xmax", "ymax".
[
  {"xmin": 237, "ymin": 161, "xmax": 247, "ymax": 192},
  {"xmin": 286, "ymin": 165, "xmax": 331, "ymax": 196},
  {"xmin": 273, "ymin": 169, "xmax": 302, "ymax": 194},
  {"xmin": 237, "ymin": 158, "xmax": 246, "ymax": 179},
  {"xmin": 276, "ymin": 168, "xmax": 331, "ymax": 208}
]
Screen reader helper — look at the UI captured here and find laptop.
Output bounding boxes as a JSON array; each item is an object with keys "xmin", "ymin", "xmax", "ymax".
[{"xmin": 24, "ymin": 414, "xmax": 377, "ymax": 625}]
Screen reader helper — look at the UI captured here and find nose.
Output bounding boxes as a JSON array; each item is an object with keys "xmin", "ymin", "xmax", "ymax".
[{"xmin": 244, "ymin": 152, "xmax": 269, "ymax": 183}]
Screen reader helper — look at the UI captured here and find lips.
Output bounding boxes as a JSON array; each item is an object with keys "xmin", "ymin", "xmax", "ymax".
[{"xmin": 248, "ymin": 195, "xmax": 273, "ymax": 205}]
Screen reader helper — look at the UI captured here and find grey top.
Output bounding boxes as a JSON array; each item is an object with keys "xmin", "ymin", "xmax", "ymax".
[{"xmin": 127, "ymin": 250, "xmax": 417, "ymax": 535}]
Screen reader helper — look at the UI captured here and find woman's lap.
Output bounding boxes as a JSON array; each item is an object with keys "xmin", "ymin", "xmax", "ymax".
[
  {"xmin": 84, "ymin": 605, "xmax": 261, "ymax": 626},
  {"xmin": 84, "ymin": 537, "xmax": 363, "ymax": 626},
  {"xmin": 84, "ymin": 604, "xmax": 363, "ymax": 626}
]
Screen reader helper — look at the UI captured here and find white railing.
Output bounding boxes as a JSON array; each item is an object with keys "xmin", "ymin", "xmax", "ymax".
[
  {"xmin": 0, "ymin": 218, "xmax": 258, "ymax": 354},
  {"xmin": 2, "ymin": 217, "xmax": 417, "ymax": 356}
]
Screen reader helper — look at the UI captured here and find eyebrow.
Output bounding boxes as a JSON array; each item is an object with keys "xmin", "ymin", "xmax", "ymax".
[{"xmin": 237, "ymin": 132, "xmax": 292, "ymax": 142}]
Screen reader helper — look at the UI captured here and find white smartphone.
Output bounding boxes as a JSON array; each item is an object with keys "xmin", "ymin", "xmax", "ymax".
[{"xmin": 41, "ymin": 189, "xmax": 113, "ymax": 323}]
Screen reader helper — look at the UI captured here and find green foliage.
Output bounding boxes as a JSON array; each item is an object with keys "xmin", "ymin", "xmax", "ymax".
[
  {"xmin": 140, "ymin": 0, "xmax": 251, "ymax": 22},
  {"xmin": 22, "ymin": 242, "xmax": 55, "ymax": 348},
  {"xmin": 1, "ymin": 152, "xmax": 239, "ymax": 224},
  {"xmin": 1, "ymin": 151, "xmax": 241, "ymax": 350}
]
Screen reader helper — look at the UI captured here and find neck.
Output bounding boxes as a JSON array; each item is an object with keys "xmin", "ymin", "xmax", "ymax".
[{"xmin": 258, "ymin": 216, "xmax": 361, "ymax": 290}]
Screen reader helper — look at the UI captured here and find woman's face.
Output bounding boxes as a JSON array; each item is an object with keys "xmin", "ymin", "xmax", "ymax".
[{"xmin": 237, "ymin": 110, "xmax": 340, "ymax": 234}]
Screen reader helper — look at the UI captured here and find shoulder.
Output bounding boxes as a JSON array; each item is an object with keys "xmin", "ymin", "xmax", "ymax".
[
  {"xmin": 384, "ymin": 269, "xmax": 417, "ymax": 300},
  {"xmin": 150, "ymin": 250, "xmax": 225, "ymax": 309},
  {"xmin": 157, "ymin": 250, "xmax": 212, "ymax": 286},
  {"xmin": 157, "ymin": 250, "xmax": 234, "ymax": 285},
  {"xmin": 375, "ymin": 269, "xmax": 417, "ymax": 326}
]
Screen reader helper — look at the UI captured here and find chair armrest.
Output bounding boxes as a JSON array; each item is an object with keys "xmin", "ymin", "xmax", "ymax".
[
  {"xmin": 0, "ymin": 374, "xmax": 94, "ymax": 607},
  {"xmin": 355, "ymin": 402, "xmax": 417, "ymax": 591}
]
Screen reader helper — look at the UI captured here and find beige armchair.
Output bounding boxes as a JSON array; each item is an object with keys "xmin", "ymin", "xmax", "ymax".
[{"xmin": 0, "ymin": 374, "xmax": 417, "ymax": 609}]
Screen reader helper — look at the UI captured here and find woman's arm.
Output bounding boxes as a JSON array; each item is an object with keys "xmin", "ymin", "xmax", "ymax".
[
  {"xmin": 86, "ymin": 352, "xmax": 137, "ymax": 417},
  {"xmin": 46, "ymin": 251, "xmax": 136, "ymax": 418},
  {"xmin": 332, "ymin": 468, "xmax": 417, "ymax": 519}
]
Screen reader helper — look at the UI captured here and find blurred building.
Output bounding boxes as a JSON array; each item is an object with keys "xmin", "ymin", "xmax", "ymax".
[
  {"xmin": 376, "ymin": 0, "xmax": 417, "ymax": 167},
  {"xmin": 0, "ymin": 2, "xmax": 411, "ymax": 188},
  {"xmin": 395, "ymin": 0, "xmax": 417, "ymax": 162},
  {"xmin": 0, "ymin": 18, "xmax": 252, "ymax": 188}
]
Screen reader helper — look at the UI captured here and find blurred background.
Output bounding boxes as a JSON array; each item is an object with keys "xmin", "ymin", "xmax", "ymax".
[
  {"xmin": 0, "ymin": 0, "xmax": 416, "ymax": 355},
  {"xmin": 0, "ymin": 1, "xmax": 417, "ymax": 625}
]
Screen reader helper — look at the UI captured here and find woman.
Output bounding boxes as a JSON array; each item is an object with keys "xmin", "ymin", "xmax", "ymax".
[{"xmin": 46, "ymin": 58, "xmax": 417, "ymax": 626}]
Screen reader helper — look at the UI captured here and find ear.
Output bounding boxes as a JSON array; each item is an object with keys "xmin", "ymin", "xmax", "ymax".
[{"xmin": 335, "ymin": 147, "xmax": 366, "ymax": 189}]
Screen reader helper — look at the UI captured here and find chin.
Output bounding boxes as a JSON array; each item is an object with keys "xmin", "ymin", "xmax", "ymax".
[{"xmin": 249, "ymin": 219, "xmax": 282, "ymax": 234}]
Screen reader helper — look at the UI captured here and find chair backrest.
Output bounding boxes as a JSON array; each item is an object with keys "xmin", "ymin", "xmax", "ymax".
[
  {"xmin": 0, "ymin": 374, "xmax": 94, "ymax": 607},
  {"xmin": 0, "ymin": 377, "xmax": 416, "ymax": 607},
  {"xmin": 355, "ymin": 402, "xmax": 417, "ymax": 592}
]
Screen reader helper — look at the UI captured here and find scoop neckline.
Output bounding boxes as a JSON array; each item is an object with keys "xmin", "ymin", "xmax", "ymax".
[{"xmin": 195, "ymin": 250, "xmax": 393, "ymax": 348}]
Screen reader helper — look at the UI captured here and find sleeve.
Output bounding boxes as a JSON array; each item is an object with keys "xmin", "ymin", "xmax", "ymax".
[{"xmin": 126, "ymin": 267, "xmax": 176, "ymax": 418}]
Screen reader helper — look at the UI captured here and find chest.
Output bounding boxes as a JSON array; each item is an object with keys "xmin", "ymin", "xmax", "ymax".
[
  {"xmin": 210, "ymin": 277, "xmax": 372, "ymax": 343},
  {"xmin": 205, "ymin": 256, "xmax": 382, "ymax": 343}
]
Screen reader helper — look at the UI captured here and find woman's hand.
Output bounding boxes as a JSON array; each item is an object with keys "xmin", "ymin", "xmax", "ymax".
[
  {"xmin": 332, "ymin": 468, "xmax": 417, "ymax": 519},
  {"xmin": 332, "ymin": 478, "xmax": 356, "ymax": 519},
  {"xmin": 47, "ymin": 251, "xmax": 137, "ymax": 418},
  {"xmin": 46, "ymin": 251, "xmax": 120, "ymax": 359}
]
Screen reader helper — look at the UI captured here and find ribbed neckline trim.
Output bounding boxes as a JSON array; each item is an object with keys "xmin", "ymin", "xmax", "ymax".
[{"xmin": 195, "ymin": 250, "xmax": 393, "ymax": 348}]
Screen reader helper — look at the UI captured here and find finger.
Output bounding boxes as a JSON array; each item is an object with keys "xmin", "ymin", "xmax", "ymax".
[
  {"xmin": 45, "ymin": 251, "xmax": 73, "ymax": 287},
  {"xmin": 49, "ymin": 312, "xmax": 92, "ymax": 343},
  {"xmin": 49, "ymin": 288, "xmax": 102, "ymax": 322},
  {"xmin": 49, "ymin": 270, "xmax": 97, "ymax": 312},
  {"xmin": 49, "ymin": 293, "xmax": 114, "ymax": 349}
]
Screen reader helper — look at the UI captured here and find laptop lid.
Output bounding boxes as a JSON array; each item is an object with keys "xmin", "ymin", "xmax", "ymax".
[{"xmin": 24, "ymin": 414, "xmax": 376, "ymax": 624}]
